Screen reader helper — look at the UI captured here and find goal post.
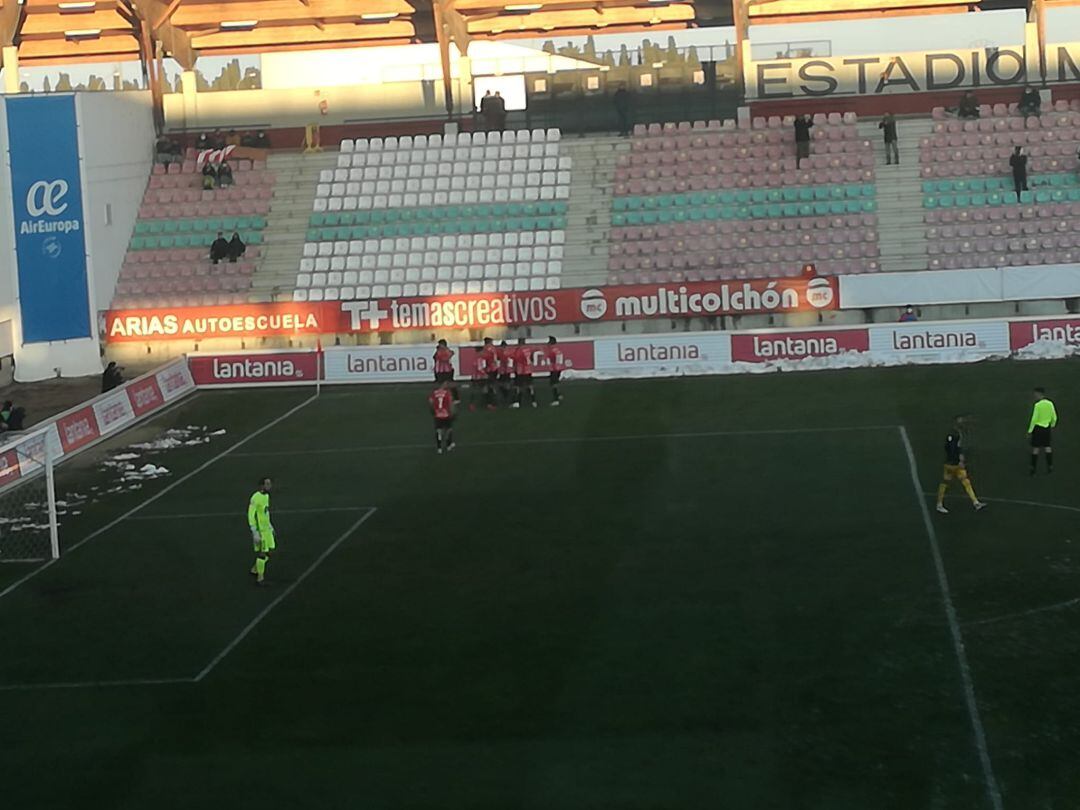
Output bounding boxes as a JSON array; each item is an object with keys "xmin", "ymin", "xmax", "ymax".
[{"xmin": 0, "ymin": 431, "xmax": 60, "ymax": 564}]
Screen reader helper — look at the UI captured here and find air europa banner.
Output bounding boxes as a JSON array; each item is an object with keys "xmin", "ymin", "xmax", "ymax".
[
  {"xmin": 6, "ymin": 95, "xmax": 92, "ymax": 343},
  {"xmin": 104, "ymin": 276, "xmax": 838, "ymax": 342}
]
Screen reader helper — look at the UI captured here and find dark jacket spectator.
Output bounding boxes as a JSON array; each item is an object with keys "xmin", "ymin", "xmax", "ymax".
[
  {"xmin": 195, "ymin": 132, "xmax": 209, "ymax": 150},
  {"xmin": 227, "ymin": 231, "xmax": 246, "ymax": 263},
  {"xmin": 101, "ymin": 361, "xmax": 123, "ymax": 393},
  {"xmin": 613, "ymin": 87, "xmax": 631, "ymax": 136},
  {"xmin": 226, "ymin": 129, "xmax": 241, "ymax": 147},
  {"xmin": 210, "ymin": 231, "xmax": 230, "ymax": 264},
  {"xmin": 202, "ymin": 162, "xmax": 217, "ymax": 190},
  {"xmin": 1019, "ymin": 85, "xmax": 1041, "ymax": 118},
  {"xmin": 210, "ymin": 129, "xmax": 226, "ymax": 149},
  {"xmin": 899, "ymin": 306, "xmax": 918, "ymax": 323},
  {"xmin": 492, "ymin": 92, "xmax": 507, "ymax": 131},
  {"xmin": 240, "ymin": 131, "xmax": 256, "ymax": 147},
  {"xmin": 254, "ymin": 131, "xmax": 270, "ymax": 148},
  {"xmin": 1009, "ymin": 146, "xmax": 1029, "ymax": 198},
  {"xmin": 794, "ymin": 115, "xmax": 814, "ymax": 168},
  {"xmin": 0, "ymin": 401, "xmax": 25, "ymax": 431},
  {"xmin": 480, "ymin": 91, "xmax": 494, "ymax": 131},
  {"xmin": 217, "ymin": 161, "xmax": 233, "ymax": 187},
  {"xmin": 958, "ymin": 91, "xmax": 980, "ymax": 119},
  {"xmin": 879, "ymin": 113, "xmax": 899, "ymax": 165}
]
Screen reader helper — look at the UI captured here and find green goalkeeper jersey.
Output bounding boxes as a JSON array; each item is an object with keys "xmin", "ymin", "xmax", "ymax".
[{"xmin": 248, "ymin": 491, "xmax": 272, "ymax": 534}]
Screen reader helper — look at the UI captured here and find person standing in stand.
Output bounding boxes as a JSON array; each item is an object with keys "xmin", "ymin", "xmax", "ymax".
[
  {"xmin": 480, "ymin": 337, "xmax": 500, "ymax": 411},
  {"xmin": 545, "ymin": 336, "xmax": 565, "ymax": 406},
  {"xmin": 512, "ymin": 338, "xmax": 537, "ymax": 409},
  {"xmin": 429, "ymin": 381, "xmax": 456, "ymax": 454},
  {"xmin": 433, "ymin": 339, "xmax": 460, "ymax": 404}
]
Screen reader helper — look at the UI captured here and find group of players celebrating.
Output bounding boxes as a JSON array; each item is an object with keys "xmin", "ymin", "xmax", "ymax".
[{"xmin": 427, "ymin": 336, "xmax": 566, "ymax": 454}]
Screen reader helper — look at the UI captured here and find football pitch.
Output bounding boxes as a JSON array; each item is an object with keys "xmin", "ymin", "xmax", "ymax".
[{"xmin": 2, "ymin": 359, "xmax": 1080, "ymax": 809}]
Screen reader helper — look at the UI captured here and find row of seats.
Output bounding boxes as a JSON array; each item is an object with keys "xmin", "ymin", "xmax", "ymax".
[
  {"xmin": 303, "ymin": 230, "xmax": 565, "ymax": 260},
  {"xmin": 316, "ymin": 173, "xmax": 570, "ymax": 198},
  {"xmin": 305, "ymin": 216, "xmax": 567, "ymax": 244},
  {"xmin": 134, "ymin": 216, "xmax": 266, "ymax": 235},
  {"xmin": 931, "ymin": 100, "xmax": 1078, "ymax": 120},
  {"xmin": 301, "ymin": 249, "xmax": 564, "ymax": 277},
  {"xmin": 130, "ymin": 231, "xmax": 264, "ymax": 251},
  {"xmin": 927, "ymin": 238, "xmax": 1080, "ymax": 271},
  {"xmin": 120, "ymin": 262, "xmax": 255, "ymax": 281},
  {"xmin": 147, "ymin": 170, "xmax": 275, "ymax": 190},
  {"xmin": 334, "ymin": 146, "xmax": 563, "ymax": 170},
  {"xmin": 299, "ymin": 259, "xmax": 562, "ymax": 288},
  {"xmin": 612, "ymin": 213, "xmax": 878, "ymax": 240},
  {"xmin": 115, "ymin": 275, "xmax": 250, "ymax": 296},
  {"xmin": 924, "ymin": 188, "xmax": 1080, "ymax": 208},
  {"xmin": 613, "ymin": 185, "xmax": 874, "ymax": 211},
  {"xmin": 331, "ymin": 156, "xmax": 570, "ymax": 177},
  {"xmin": 924, "ymin": 201, "xmax": 1080, "ymax": 225},
  {"xmin": 341, "ymin": 129, "xmax": 561, "ymax": 152},
  {"xmin": 313, "ymin": 186, "xmax": 570, "ymax": 212},
  {"xmin": 293, "ymin": 276, "xmax": 562, "ymax": 303},
  {"xmin": 609, "ymin": 244, "xmax": 879, "ymax": 275},
  {"xmin": 611, "ymin": 199, "xmax": 877, "ymax": 227},
  {"xmin": 126, "ymin": 247, "xmax": 262, "ymax": 264},
  {"xmin": 152, "ymin": 158, "xmax": 265, "ymax": 175},
  {"xmin": 614, "ymin": 167, "xmax": 875, "ymax": 196}
]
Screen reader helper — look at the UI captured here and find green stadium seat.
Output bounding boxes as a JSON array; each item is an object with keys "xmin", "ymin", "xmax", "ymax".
[
  {"xmin": 782, "ymin": 188, "xmax": 799, "ymax": 203},
  {"xmin": 750, "ymin": 204, "xmax": 767, "ymax": 218},
  {"xmin": 766, "ymin": 190, "xmax": 783, "ymax": 203},
  {"xmin": 161, "ymin": 220, "xmax": 178, "ymax": 234},
  {"xmin": 750, "ymin": 190, "xmax": 767, "ymax": 204},
  {"xmin": 130, "ymin": 236, "xmax": 147, "ymax": 250},
  {"xmin": 782, "ymin": 203, "xmax": 799, "ymax": 218}
]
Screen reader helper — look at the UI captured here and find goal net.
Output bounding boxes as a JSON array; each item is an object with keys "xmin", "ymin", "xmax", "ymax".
[{"xmin": 0, "ymin": 433, "xmax": 59, "ymax": 564}]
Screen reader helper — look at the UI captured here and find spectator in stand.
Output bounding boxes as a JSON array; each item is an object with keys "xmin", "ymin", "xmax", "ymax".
[
  {"xmin": 202, "ymin": 161, "xmax": 218, "ymax": 190},
  {"xmin": 899, "ymin": 305, "xmax": 918, "ymax": 323},
  {"xmin": 1019, "ymin": 84, "xmax": 1041, "ymax": 118},
  {"xmin": 101, "ymin": 361, "xmax": 124, "ymax": 393},
  {"xmin": 613, "ymin": 86, "xmax": 631, "ymax": 137},
  {"xmin": 154, "ymin": 135, "xmax": 177, "ymax": 164},
  {"xmin": 210, "ymin": 128, "xmax": 226, "ymax": 149},
  {"xmin": 479, "ymin": 90, "xmax": 494, "ymax": 131},
  {"xmin": 217, "ymin": 161, "xmax": 234, "ymax": 187},
  {"xmin": 794, "ymin": 114, "xmax": 814, "ymax": 169},
  {"xmin": 210, "ymin": 231, "xmax": 230, "ymax": 264},
  {"xmin": 492, "ymin": 91, "xmax": 507, "ymax": 131},
  {"xmin": 227, "ymin": 231, "xmax": 246, "ymax": 263},
  {"xmin": 255, "ymin": 131, "xmax": 270, "ymax": 148},
  {"xmin": 226, "ymin": 129, "xmax": 241, "ymax": 147},
  {"xmin": 957, "ymin": 90, "xmax": 980, "ymax": 119},
  {"xmin": 195, "ymin": 131, "xmax": 210, "ymax": 150},
  {"xmin": 0, "ymin": 400, "xmax": 25, "ymax": 431},
  {"xmin": 879, "ymin": 113, "xmax": 900, "ymax": 165},
  {"xmin": 1010, "ymin": 146, "xmax": 1029, "ymax": 199}
]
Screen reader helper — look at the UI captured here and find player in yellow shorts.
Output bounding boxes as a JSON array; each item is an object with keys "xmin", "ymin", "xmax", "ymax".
[
  {"xmin": 248, "ymin": 477, "xmax": 275, "ymax": 584},
  {"xmin": 936, "ymin": 417, "xmax": 987, "ymax": 514}
]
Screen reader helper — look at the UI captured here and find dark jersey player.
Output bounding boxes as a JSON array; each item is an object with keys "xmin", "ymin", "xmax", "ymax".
[
  {"xmin": 511, "ymin": 338, "xmax": 537, "ymax": 409},
  {"xmin": 432, "ymin": 339, "xmax": 460, "ymax": 403},
  {"xmin": 935, "ymin": 416, "xmax": 987, "ymax": 514},
  {"xmin": 428, "ymin": 381, "xmax": 456, "ymax": 454},
  {"xmin": 497, "ymin": 340, "xmax": 514, "ymax": 405},
  {"xmin": 468, "ymin": 346, "xmax": 489, "ymax": 412},
  {"xmin": 480, "ymin": 337, "xmax": 499, "ymax": 409},
  {"xmin": 545, "ymin": 336, "xmax": 565, "ymax": 406}
]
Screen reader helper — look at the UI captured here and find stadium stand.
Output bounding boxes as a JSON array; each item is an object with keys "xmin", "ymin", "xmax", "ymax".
[
  {"xmin": 111, "ymin": 154, "xmax": 272, "ymax": 308},
  {"xmin": 607, "ymin": 113, "xmax": 880, "ymax": 283},
  {"xmin": 921, "ymin": 101, "xmax": 1080, "ymax": 271},
  {"xmin": 294, "ymin": 130, "xmax": 571, "ymax": 301}
]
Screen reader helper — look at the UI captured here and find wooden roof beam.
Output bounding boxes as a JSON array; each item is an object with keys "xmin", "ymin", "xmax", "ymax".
[{"xmin": 126, "ymin": 0, "xmax": 196, "ymax": 67}]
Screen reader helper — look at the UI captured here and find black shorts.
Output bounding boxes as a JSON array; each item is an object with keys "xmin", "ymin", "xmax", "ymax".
[
  {"xmin": 434, "ymin": 416, "xmax": 454, "ymax": 430},
  {"xmin": 516, "ymin": 374, "xmax": 532, "ymax": 386},
  {"xmin": 550, "ymin": 370, "xmax": 562, "ymax": 384},
  {"xmin": 435, "ymin": 371, "xmax": 454, "ymax": 383},
  {"xmin": 487, "ymin": 372, "xmax": 499, "ymax": 385},
  {"xmin": 1030, "ymin": 426, "xmax": 1052, "ymax": 448},
  {"xmin": 498, "ymin": 373, "xmax": 512, "ymax": 385}
]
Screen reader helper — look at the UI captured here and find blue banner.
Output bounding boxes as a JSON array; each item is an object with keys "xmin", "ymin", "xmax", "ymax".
[{"xmin": 6, "ymin": 95, "xmax": 91, "ymax": 343}]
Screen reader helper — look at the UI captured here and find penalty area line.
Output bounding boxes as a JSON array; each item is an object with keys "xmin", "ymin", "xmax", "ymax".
[
  {"xmin": 192, "ymin": 506, "xmax": 378, "ymax": 683},
  {"xmin": 231, "ymin": 424, "xmax": 901, "ymax": 458},
  {"xmin": 0, "ymin": 391, "xmax": 321, "ymax": 605},
  {"xmin": 899, "ymin": 426, "xmax": 1004, "ymax": 810},
  {"xmin": 0, "ymin": 676, "xmax": 193, "ymax": 692}
]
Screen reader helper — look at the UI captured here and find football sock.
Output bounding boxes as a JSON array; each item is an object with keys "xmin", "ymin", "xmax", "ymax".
[
  {"xmin": 255, "ymin": 556, "xmax": 267, "ymax": 582},
  {"xmin": 552, "ymin": 385, "xmax": 560, "ymax": 402},
  {"xmin": 1047, "ymin": 452, "xmax": 1054, "ymax": 471},
  {"xmin": 1030, "ymin": 454, "xmax": 1038, "ymax": 473},
  {"xmin": 446, "ymin": 429, "xmax": 454, "ymax": 446},
  {"xmin": 435, "ymin": 430, "xmax": 442, "ymax": 450},
  {"xmin": 961, "ymin": 479, "xmax": 977, "ymax": 504},
  {"xmin": 936, "ymin": 483, "xmax": 948, "ymax": 506}
]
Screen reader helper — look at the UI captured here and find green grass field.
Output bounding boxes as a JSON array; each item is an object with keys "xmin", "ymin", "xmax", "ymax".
[{"xmin": 2, "ymin": 360, "xmax": 1080, "ymax": 809}]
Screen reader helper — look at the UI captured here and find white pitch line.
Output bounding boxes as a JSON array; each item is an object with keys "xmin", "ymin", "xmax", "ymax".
[
  {"xmin": 0, "ymin": 676, "xmax": 192, "ymax": 692},
  {"xmin": 232, "ymin": 424, "xmax": 900, "ymax": 458},
  {"xmin": 967, "ymin": 596, "xmax": 1080, "ymax": 628},
  {"xmin": 126, "ymin": 506, "xmax": 375, "ymax": 521},
  {"xmin": 899, "ymin": 426, "xmax": 1004, "ymax": 810},
  {"xmin": 0, "ymin": 391, "xmax": 320, "ymax": 604},
  {"xmin": 927, "ymin": 492, "xmax": 1080, "ymax": 515},
  {"xmin": 193, "ymin": 507, "xmax": 378, "ymax": 683}
]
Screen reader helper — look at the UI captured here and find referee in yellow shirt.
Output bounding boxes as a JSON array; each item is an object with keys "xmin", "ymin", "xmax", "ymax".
[{"xmin": 1028, "ymin": 387, "xmax": 1058, "ymax": 475}]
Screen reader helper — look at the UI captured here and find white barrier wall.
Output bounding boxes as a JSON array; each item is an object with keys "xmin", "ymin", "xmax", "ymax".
[{"xmin": 76, "ymin": 92, "xmax": 154, "ymax": 314}]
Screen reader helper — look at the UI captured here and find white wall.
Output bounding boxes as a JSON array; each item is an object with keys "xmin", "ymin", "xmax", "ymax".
[
  {"xmin": 0, "ymin": 100, "xmax": 17, "ymax": 326},
  {"xmin": 75, "ymin": 91, "xmax": 154, "ymax": 313},
  {"xmin": 749, "ymin": 9, "xmax": 1027, "ymax": 57},
  {"xmin": 1046, "ymin": 6, "xmax": 1080, "ymax": 45}
]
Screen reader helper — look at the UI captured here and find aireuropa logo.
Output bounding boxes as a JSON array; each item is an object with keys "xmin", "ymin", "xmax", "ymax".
[
  {"xmin": 19, "ymin": 178, "xmax": 81, "ymax": 237},
  {"xmin": 580, "ymin": 288, "xmax": 608, "ymax": 320},
  {"xmin": 27, "ymin": 180, "xmax": 69, "ymax": 216}
]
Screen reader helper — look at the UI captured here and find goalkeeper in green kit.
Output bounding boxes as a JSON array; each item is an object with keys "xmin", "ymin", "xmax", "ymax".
[{"xmin": 248, "ymin": 477, "xmax": 275, "ymax": 585}]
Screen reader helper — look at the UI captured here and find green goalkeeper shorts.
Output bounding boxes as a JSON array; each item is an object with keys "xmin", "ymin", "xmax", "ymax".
[{"xmin": 254, "ymin": 530, "xmax": 276, "ymax": 553}]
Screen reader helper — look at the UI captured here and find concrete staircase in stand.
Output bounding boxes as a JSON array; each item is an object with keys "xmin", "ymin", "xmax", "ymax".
[
  {"xmin": 249, "ymin": 150, "xmax": 338, "ymax": 302},
  {"xmin": 559, "ymin": 134, "xmax": 631, "ymax": 289},
  {"xmin": 859, "ymin": 117, "xmax": 933, "ymax": 273}
]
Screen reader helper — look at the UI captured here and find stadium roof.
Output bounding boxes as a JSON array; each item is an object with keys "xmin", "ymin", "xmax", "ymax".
[{"xmin": 0, "ymin": 0, "xmax": 698, "ymax": 67}]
